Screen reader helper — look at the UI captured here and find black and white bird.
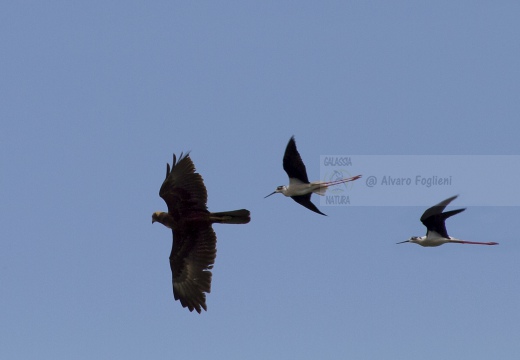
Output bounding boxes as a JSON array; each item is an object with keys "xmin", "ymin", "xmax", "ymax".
[
  {"xmin": 397, "ymin": 195, "xmax": 498, "ymax": 247},
  {"xmin": 265, "ymin": 136, "xmax": 361, "ymax": 216}
]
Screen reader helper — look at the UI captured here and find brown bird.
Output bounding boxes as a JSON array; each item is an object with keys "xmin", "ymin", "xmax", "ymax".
[{"xmin": 152, "ymin": 153, "xmax": 250, "ymax": 313}]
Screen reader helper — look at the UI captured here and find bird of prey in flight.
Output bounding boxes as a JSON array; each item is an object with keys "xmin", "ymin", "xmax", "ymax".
[{"xmin": 152, "ymin": 153, "xmax": 250, "ymax": 313}]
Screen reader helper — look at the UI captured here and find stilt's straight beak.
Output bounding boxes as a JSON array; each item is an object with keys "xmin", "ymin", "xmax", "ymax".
[
  {"xmin": 396, "ymin": 240, "xmax": 409, "ymax": 244},
  {"xmin": 264, "ymin": 191, "xmax": 277, "ymax": 198}
]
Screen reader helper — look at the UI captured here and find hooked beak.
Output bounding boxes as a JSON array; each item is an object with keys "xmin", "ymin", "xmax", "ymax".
[
  {"xmin": 264, "ymin": 191, "xmax": 277, "ymax": 198},
  {"xmin": 396, "ymin": 240, "xmax": 409, "ymax": 244},
  {"xmin": 152, "ymin": 218, "xmax": 156, "ymax": 224}
]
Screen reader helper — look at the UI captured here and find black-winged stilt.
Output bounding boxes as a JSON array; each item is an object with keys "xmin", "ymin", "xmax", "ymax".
[
  {"xmin": 397, "ymin": 195, "xmax": 498, "ymax": 247},
  {"xmin": 265, "ymin": 136, "xmax": 361, "ymax": 215}
]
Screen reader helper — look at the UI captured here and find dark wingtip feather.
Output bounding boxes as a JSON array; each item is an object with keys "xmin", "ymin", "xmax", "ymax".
[
  {"xmin": 165, "ymin": 163, "xmax": 170, "ymax": 178},
  {"xmin": 172, "ymin": 152, "xmax": 191, "ymax": 167}
]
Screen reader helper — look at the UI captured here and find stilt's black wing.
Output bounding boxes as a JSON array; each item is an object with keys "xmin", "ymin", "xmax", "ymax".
[
  {"xmin": 420, "ymin": 195, "xmax": 458, "ymax": 222},
  {"xmin": 283, "ymin": 136, "xmax": 310, "ymax": 183},
  {"xmin": 291, "ymin": 194, "xmax": 327, "ymax": 216},
  {"xmin": 420, "ymin": 195, "xmax": 465, "ymax": 238}
]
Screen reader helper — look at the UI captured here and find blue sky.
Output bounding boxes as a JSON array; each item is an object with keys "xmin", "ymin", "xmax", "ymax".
[{"xmin": 2, "ymin": 1, "xmax": 520, "ymax": 359}]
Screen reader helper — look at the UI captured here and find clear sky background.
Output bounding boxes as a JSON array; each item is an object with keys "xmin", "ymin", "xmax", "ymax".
[{"xmin": 2, "ymin": 2, "xmax": 520, "ymax": 359}]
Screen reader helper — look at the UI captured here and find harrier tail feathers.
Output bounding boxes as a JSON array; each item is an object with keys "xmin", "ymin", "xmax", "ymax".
[{"xmin": 210, "ymin": 209, "xmax": 251, "ymax": 224}]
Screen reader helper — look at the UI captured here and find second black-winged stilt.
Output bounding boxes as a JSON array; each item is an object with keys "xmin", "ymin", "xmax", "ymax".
[{"xmin": 397, "ymin": 195, "xmax": 498, "ymax": 247}]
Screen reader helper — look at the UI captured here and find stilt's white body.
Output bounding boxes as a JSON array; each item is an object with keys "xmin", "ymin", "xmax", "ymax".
[
  {"xmin": 278, "ymin": 178, "xmax": 351, "ymax": 197},
  {"xmin": 407, "ymin": 232, "xmax": 463, "ymax": 247}
]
